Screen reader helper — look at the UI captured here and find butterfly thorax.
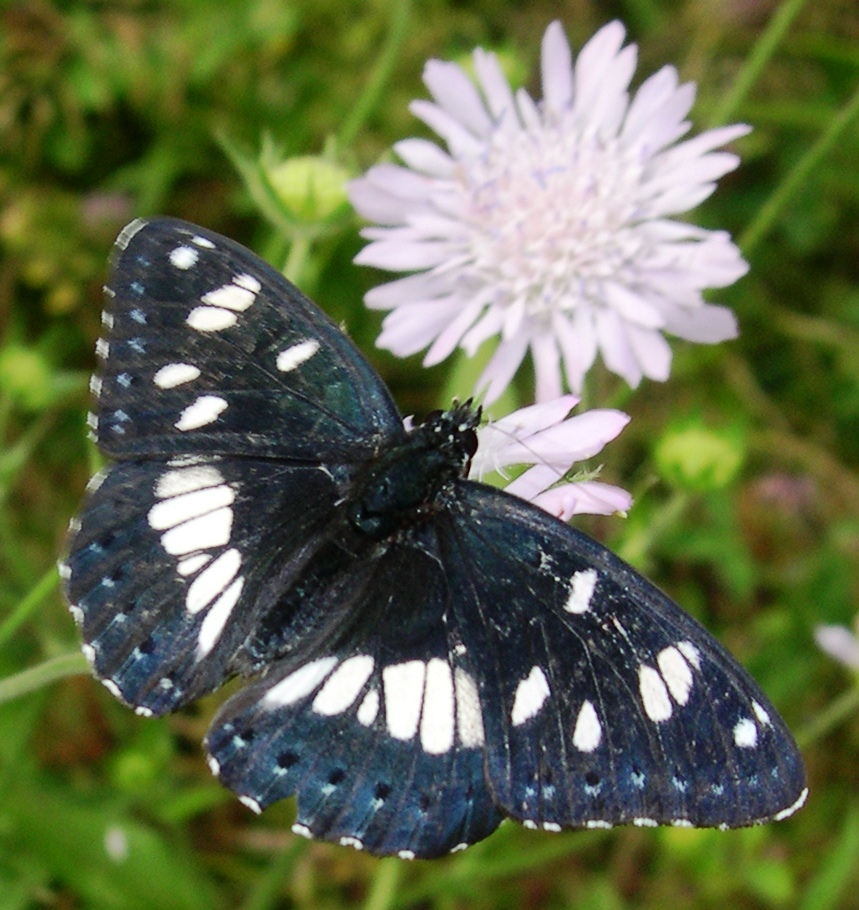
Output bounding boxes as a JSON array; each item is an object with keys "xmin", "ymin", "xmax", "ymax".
[{"xmin": 347, "ymin": 403, "xmax": 480, "ymax": 541}]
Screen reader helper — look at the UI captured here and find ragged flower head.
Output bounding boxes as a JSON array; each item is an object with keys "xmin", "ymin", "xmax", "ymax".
[
  {"xmin": 471, "ymin": 395, "xmax": 631, "ymax": 520},
  {"xmin": 350, "ymin": 21, "xmax": 749, "ymax": 403}
]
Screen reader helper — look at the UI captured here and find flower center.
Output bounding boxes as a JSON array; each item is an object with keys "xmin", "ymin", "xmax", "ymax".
[{"xmin": 458, "ymin": 115, "xmax": 646, "ymax": 321}]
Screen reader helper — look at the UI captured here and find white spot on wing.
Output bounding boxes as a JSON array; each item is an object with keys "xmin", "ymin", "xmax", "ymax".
[
  {"xmin": 572, "ymin": 699, "xmax": 602, "ymax": 752},
  {"xmin": 564, "ymin": 568, "xmax": 598, "ymax": 614},
  {"xmin": 185, "ymin": 548, "xmax": 242, "ymax": 614},
  {"xmin": 239, "ymin": 796, "xmax": 262, "ymax": 814},
  {"xmin": 639, "ymin": 665, "xmax": 673, "ymax": 722},
  {"xmin": 102, "ymin": 679, "xmax": 122, "ymax": 698},
  {"xmin": 263, "ymin": 657, "xmax": 338, "ymax": 709},
  {"xmin": 234, "ymin": 273, "xmax": 261, "ymax": 293},
  {"xmin": 196, "ymin": 576, "xmax": 244, "ymax": 656},
  {"xmin": 170, "ymin": 245, "xmax": 198, "ymax": 269},
  {"xmin": 657, "ymin": 645, "xmax": 694, "ymax": 705},
  {"xmin": 454, "ymin": 668, "xmax": 484, "ymax": 746},
  {"xmin": 115, "ymin": 218, "xmax": 147, "ymax": 250},
  {"xmin": 382, "ymin": 660, "xmax": 426, "ymax": 740},
  {"xmin": 733, "ymin": 717, "xmax": 758, "ymax": 748},
  {"xmin": 160, "ymin": 507, "xmax": 232, "ymax": 555},
  {"xmin": 356, "ymin": 688, "xmax": 379, "ymax": 726},
  {"xmin": 202, "ymin": 283, "xmax": 255, "ymax": 312},
  {"xmin": 148, "ymin": 484, "xmax": 235, "ymax": 531},
  {"xmin": 154, "ymin": 363, "xmax": 200, "ymax": 389},
  {"xmin": 175, "ymin": 395, "xmax": 228, "ymax": 431},
  {"xmin": 677, "ymin": 640, "xmax": 701, "ymax": 669},
  {"xmin": 187, "ymin": 306, "xmax": 237, "ymax": 332},
  {"xmin": 774, "ymin": 787, "xmax": 808, "ymax": 821},
  {"xmin": 192, "ymin": 235, "xmax": 215, "ymax": 249},
  {"xmin": 420, "ymin": 658, "xmax": 455, "ymax": 754},
  {"xmin": 312, "ymin": 655, "xmax": 375, "ymax": 716},
  {"xmin": 276, "ymin": 339, "xmax": 321, "ymax": 372},
  {"xmin": 177, "ymin": 553, "xmax": 211, "ymax": 576},
  {"xmin": 752, "ymin": 700, "xmax": 771, "ymax": 726},
  {"xmin": 511, "ymin": 666, "xmax": 550, "ymax": 726},
  {"xmin": 155, "ymin": 464, "xmax": 224, "ymax": 499}
]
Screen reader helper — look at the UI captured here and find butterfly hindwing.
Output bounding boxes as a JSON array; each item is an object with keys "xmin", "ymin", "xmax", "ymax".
[
  {"xmin": 440, "ymin": 482, "xmax": 807, "ymax": 830},
  {"xmin": 205, "ymin": 529, "xmax": 503, "ymax": 858},
  {"xmin": 93, "ymin": 218, "xmax": 404, "ymax": 461}
]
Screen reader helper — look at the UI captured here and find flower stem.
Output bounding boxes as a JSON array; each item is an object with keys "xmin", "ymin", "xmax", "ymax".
[
  {"xmin": 0, "ymin": 651, "xmax": 88, "ymax": 706},
  {"xmin": 740, "ymin": 81, "xmax": 859, "ymax": 255},
  {"xmin": 707, "ymin": 0, "xmax": 811, "ymax": 127},
  {"xmin": 337, "ymin": 1, "xmax": 412, "ymax": 149},
  {"xmin": 0, "ymin": 565, "xmax": 60, "ymax": 651},
  {"xmin": 617, "ymin": 489, "xmax": 690, "ymax": 566},
  {"xmin": 283, "ymin": 235, "xmax": 311, "ymax": 286},
  {"xmin": 363, "ymin": 857, "xmax": 402, "ymax": 910},
  {"xmin": 796, "ymin": 685, "xmax": 859, "ymax": 748}
]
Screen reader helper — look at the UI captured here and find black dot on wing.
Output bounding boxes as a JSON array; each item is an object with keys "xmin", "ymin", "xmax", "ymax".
[
  {"xmin": 105, "ymin": 566, "xmax": 126, "ymax": 585},
  {"xmin": 418, "ymin": 793, "xmax": 431, "ymax": 813},
  {"xmin": 328, "ymin": 768, "xmax": 346, "ymax": 786},
  {"xmin": 95, "ymin": 530, "xmax": 119, "ymax": 551},
  {"xmin": 276, "ymin": 750, "xmax": 299, "ymax": 771},
  {"xmin": 374, "ymin": 782, "xmax": 391, "ymax": 801},
  {"xmin": 585, "ymin": 771, "xmax": 601, "ymax": 787}
]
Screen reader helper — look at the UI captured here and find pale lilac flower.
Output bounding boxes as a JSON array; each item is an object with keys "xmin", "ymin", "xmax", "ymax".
[
  {"xmin": 815, "ymin": 621, "xmax": 859, "ymax": 672},
  {"xmin": 350, "ymin": 21, "xmax": 749, "ymax": 404},
  {"xmin": 470, "ymin": 394, "xmax": 631, "ymax": 520}
]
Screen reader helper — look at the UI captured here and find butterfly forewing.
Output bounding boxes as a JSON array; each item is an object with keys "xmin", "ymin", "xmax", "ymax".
[{"xmin": 93, "ymin": 219, "xmax": 404, "ymax": 461}]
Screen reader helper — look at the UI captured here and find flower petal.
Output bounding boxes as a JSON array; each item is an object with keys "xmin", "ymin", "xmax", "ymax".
[
  {"xmin": 541, "ymin": 21, "xmax": 574, "ymax": 112},
  {"xmin": 815, "ymin": 625, "xmax": 859, "ymax": 671},
  {"xmin": 423, "ymin": 59, "xmax": 494, "ymax": 138},
  {"xmin": 533, "ymin": 481, "xmax": 633, "ymax": 520}
]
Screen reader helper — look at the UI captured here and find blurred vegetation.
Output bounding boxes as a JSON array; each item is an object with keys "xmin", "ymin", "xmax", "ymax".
[{"xmin": 1, "ymin": 0, "xmax": 858, "ymax": 907}]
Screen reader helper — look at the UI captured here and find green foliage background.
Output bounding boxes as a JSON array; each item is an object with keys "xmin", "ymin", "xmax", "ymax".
[{"xmin": 1, "ymin": 0, "xmax": 858, "ymax": 907}]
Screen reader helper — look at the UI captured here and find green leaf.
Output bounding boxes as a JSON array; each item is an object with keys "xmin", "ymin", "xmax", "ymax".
[{"xmin": 5, "ymin": 776, "xmax": 219, "ymax": 910}]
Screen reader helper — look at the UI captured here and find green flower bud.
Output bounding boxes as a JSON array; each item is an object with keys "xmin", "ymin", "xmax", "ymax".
[
  {"xmin": 0, "ymin": 345, "xmax": 54, "ymax": 411},
  {"xmin": 654, "ymin": 418, "xmax": 746, "ymax": 492},
  {"xmin": 267, "ymin": 155, "xmax": 350, "ymax": 223}
]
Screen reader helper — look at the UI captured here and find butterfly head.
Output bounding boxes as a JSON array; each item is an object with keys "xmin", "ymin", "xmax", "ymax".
[{"xmin": 416, "ymin": 400, "xmax": 481, "ymax": 473}]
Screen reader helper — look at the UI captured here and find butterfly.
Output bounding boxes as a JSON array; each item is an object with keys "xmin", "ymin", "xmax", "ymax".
[{"xmin": 62, "ymin": 218, "xmax": 807, "ymax": 859}]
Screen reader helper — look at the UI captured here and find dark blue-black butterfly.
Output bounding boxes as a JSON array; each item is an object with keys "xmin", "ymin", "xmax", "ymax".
[{"xmin": 62, "ymin": 218, "xmax": 806, "ymax": 859}]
